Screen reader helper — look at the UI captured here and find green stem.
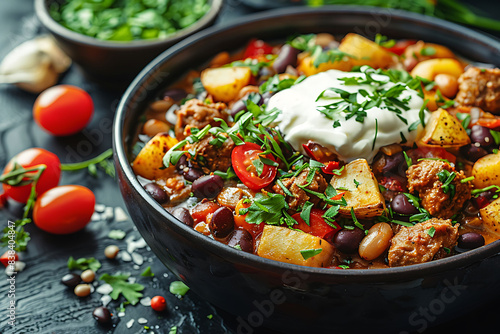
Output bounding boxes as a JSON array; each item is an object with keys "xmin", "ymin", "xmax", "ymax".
[{"xmin": 61, "ymin": 149, "xmax": 113, "ymax": 171}]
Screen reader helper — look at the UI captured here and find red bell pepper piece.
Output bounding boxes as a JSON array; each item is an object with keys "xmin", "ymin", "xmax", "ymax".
[
  {"xmin": 385, "ymin": 40, "xmax": 416, "ymax": 56},
  {"xmin": 477, "ymin": 118, "xmax": 500, "ymax": 130},
  {"xmin": 243, "ymin": 39, "xmax": 274, "ymax": 60},
  {"xmin": 292, "ymin": 209, "xmax": 340, "ymax": 240}
]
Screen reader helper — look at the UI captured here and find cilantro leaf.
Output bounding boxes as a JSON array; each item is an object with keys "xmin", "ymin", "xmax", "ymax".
[
  {"xmin": 300, "ymin": 248, "xmax": 323, "ymax": 260},
  {"xmin": 68, "ymin": 256, "xmax": 102, "ymax": 272},
  {"xmin": 427, "ymin": 226, "xmax": 436, "ymax": 237},
  {"xmin": 170, "ymin": 281, "xmax": 190, "ymax": 296},
  {"xmin": 300, "ymin": 201, "xmax": 314, "ymax": 226},
  {"xmin": 99, "ymin": 273, "xmax": 144, "ymax": 305}
]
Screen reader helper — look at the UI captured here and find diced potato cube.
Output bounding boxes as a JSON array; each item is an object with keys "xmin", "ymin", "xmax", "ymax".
[
  {"xmin": 338, "ymin": 33, "xmax": 395, "ymax": 69},
  {"xmin": 410, "ymin": 58, "xmax": 463, "ymax": 81},
  {"xmin": 257, "ymin": 225, "xmax": 334, "ymax": 268},
  {"xmin": 297, "ymin": 54, "xmax": 352, "ymax": 76},
  {"xmin": 419, "ymin": 108, "xmax": 471, "ymax": 147},
  {"xmin": 330, "ymin": 159, "xmax": 386, "ymax": 218},
  {"xmin": 200, "ymin": 67, "xmax": 252, "ymax": 102},
  {"xmin": 472, "ymin": 152, "xmax": 500, "ymax": 189},
  {"xmin": 480, "ymin": 197, "xmax": 500, "ymax": 238},
  {"xmin": 132, "ymin": 133, "xmax": 178, "ymax": 180}
]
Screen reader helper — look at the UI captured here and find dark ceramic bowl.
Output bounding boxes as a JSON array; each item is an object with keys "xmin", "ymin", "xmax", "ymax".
[
  {"xmin": 114, "ymin": 7, "xmax": 500, "ymax": 333},
  {"xmin": 34, "ymin": 0, "xmax": 223, "ymax": 83}
]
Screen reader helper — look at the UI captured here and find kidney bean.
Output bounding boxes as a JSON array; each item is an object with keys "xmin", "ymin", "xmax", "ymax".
[
  {"xmin": 457, "ymin": 232, "xmax": 485, "ymax": 250},
  {"xmin": 470, "ymin": 125, "xmax": 495, "ymax": 147},
  {"xmin": 162, "ymin": 88, "xmax": 187, "ymax": 102},
  {"xmin": 61, "ymin": 273, "xmax": 80, "ymax": 288},
  {"xmin": 459, "ymin": 144, "xmax": 488, "ymax": 162},
  {"xmin": 209, "ymin": 207, "xmax": 234, "ymax": 238},
  {"xmin": 358, "ymin": 223, "xmax": 393, "ymax": 261},
  {"xmin": 144, "ymin": 183, "xmax": 170, "ymax": 205},
  {"xmin": 92, "ymin": 306, "xmax": 112, "ymax": 324},
  {"xmin": 183, "ymin": 168, "xmax": 204, "ymax": 182},
  {"xmin": 272, "ymin": 44, "xmax": 301, "ymax": 74},
  {"xmin": 172, "ymin": 207, "xmax": 195, "ymax": 227},
  {"xmin": 227, "ymin": 229, "xmax": 253, "ymax": 253},
  {"xmin": 391, "ymin": 193, "xmax": 419, "ymax": 215},
  {"xmin": 382, "ymin": 152, "xmax": 405, "ymax": 174},
  {"xmin": 332, "ymin": 228, "xmax": 365, "ymax": 254},
  {"xmin": 192, "ymin": 174, "xmax": 224, "ymax": 199}
]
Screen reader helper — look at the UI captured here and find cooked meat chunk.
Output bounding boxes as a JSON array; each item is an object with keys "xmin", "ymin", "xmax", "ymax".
[
  {"xmin": 185, "ymin": 135, "xmax": 234, "ymax": 173},
  {"xmin": 406, "ymin": 160, "xmax": 471, "ymax": 219},
  {"xmin": 272, "ymin": 168, "xmax": 327, "ymax": 211},
  {"xmin": 388, "ymin": 218, "xmax": 459, "ymax": 267},
  {"xmin": 175, "ymin": 99, "xmax": 229, "ymax": 140},
  {"xmin": 455, "ymin": 67, "xmax": 500, "ymax": 114}
]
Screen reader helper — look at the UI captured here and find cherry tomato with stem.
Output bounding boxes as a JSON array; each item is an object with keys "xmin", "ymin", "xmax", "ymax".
[
  {"xmin": 151, "ymin": 296, "xmax": 167, "ymax": 312},
  {"xmin": 292, "ymin": 208, "xmax": 341, "ymax": 240},
  {"xmin": 1, "ymin": 148, "xmax": 61, "ymax": 203},
  {"xmin": 33, "ymin": 185, "xmax": 95, "ymax": 234},
  {"xmin": 33, "ymin": 85, "xmax": 94, "ymax": 136},
  {"xmin": 232, "ymin": 142, "xmax": 278, "ymax": 191}
]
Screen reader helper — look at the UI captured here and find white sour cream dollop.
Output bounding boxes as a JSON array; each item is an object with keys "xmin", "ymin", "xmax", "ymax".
[{"xmin": 268, "ymin": 69, "xmax": 431, "ymax": 163}]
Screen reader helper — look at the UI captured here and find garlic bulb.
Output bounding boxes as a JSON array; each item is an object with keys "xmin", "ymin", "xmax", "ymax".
[{"xmin": 0, "ymin": 35, "xmax": 71, "ymax": 93}]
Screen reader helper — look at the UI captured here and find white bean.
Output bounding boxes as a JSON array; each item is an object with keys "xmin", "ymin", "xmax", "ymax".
[{"xmin": 358, "ymin": 223, "xmax": 393, "ymax": 261}]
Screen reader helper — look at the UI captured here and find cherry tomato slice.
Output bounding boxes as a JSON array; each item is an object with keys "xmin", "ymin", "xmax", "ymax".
[
  {"xmin": 243, "ymin": 39, "xmax": 274, "ymax": 60},
  {"xmin": 408, "ymin": 147, "xmax": 457, "ymax": 164},
  {"xmin": 385, "ymin": 40, "xmax": 416, "ymax": 56},
  {"xmin": 2, "ymin": 148, "xmax": 61, "ymax": 203},
  {"xmin": 232, "ymin": 142, "xmax": 277, "ymax": 191},
  {"xmin": 33, "ymin": 185, "xmax": 95, "ymax": 234},
  {"xmin": 292, "ymin": 209, "xmax": 340, "ymax": 240},
  {"xmin": 33, "ymin": 85, "xmax": 94, "ymax": 136}
]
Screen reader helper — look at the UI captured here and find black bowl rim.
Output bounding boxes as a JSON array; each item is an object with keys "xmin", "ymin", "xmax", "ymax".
[
  {"xmin": 34, "ymin": 0, "xmax": 224, "ymax": 49},
  {"xmin": 114, "ymin": 6, "xmax": 500, "ymax": 280}
]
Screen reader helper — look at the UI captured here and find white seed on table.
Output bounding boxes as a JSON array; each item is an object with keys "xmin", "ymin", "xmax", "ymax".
[
  {"xmin": 74, "ymin": 284, "xmax": 91, "ymax": 297},
  {"xmin": 81, "ymin": 269, "xmax": 95, "ymax": 283},
  {"xmin": 104, "ymin": 245, "xmax": 119, "ymax": 259}
]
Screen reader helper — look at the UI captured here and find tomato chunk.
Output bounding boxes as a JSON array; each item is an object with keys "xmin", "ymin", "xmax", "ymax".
[
  {"xmin": 243, "ymin": 39, "xmax": 274, "ymax": 60},
  {"xmin": 0, "ymin": 251, "xmax": 18, "ymax": 267},
  {"xmin": 385, "ymin": 40, "xmax": 416, "ymax": 55},
  {"xmin": 232, "ymin": 142, "xmax": 278, "ymax": 191},
  {"xmin": 292, "ymin": 209, "xmax": 340, "ymax": 240}
]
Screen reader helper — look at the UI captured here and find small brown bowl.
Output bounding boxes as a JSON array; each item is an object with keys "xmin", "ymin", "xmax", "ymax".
[{"xmin": 35, "ymin": 0, "xmax": 223, "ymax": 84}]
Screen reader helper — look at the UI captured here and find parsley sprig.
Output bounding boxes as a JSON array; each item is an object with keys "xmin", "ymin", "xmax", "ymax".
[
  {"xmin": 437, "ymin": 169, "xmax": 456, "ymax": 199},
  {"xmin": 239, "ymin": 192, "xmax": 298, "ymax": 228}
]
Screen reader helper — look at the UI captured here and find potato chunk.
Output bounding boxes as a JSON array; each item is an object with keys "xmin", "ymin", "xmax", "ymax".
[
  {"xmin": 472, "ymin": 152, "xmax": 500, "ymax": 189},
  {"xmin": 419, "ymin": 108, "xmax": 471, "ymax": 147},
  {"xmin": 480, "ymin": 197, "xmax": 500, "ymax": 238},
  {"xmin": 330, "ymin": 159, "xmax": 386, "ymax": 218},
  {"xmin": 410, "ymin": 58, "xmax": 463, "ymax": 81},
  {"xmin": 257, "ymin": 225, "xmax": 334, "ymax": 268},
  {"xmin": 132, "ymin": 133, "xmax": 178, "ymax": 180},
  {"xmin": 297, "ymin": 54, "xmax": 352, "ymax": 76},
  {"xmin": 338, "ymin": 33, "xmax": 395, "ymax": 69},
  {"xmin": 200, "ymin": 67, "xmax": 251, "ymax": 102}
]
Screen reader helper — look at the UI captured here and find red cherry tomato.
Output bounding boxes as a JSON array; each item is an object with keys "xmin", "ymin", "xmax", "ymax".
[
  {"xmin": 385, "ymin": 40, "xmax": 416, "ymax": 56},
  {"xmin": 33, "ymin": 185, "xmax": 95, "ymax": 234},
  {"xmin": 151, "ymin": 296, "xmax": 167, "ymax": 312},
  {"xmin": 33, "ymin": 85, "xmax": 94, "ymax": 136},
  {"xmin": 0, "ymin": 250, "xmax": 18, "ymax": 267},
  {"xmin": 232, "ymin": 142, "xmax": 278, "ymax": 191},
  {"xmin": 243, "ymin": 39, "xmax": 274, "ymax": 60},
  {"xmin": 292, "ymin": 209, "xmax": 340, "ymax": 240},
  {"xmin": 407, "ymin": 147, "xmax": 457, "ymax": 165},
  {"xmin": 2, "ymin": 148, "xmax": 61, "ymax": 203}
]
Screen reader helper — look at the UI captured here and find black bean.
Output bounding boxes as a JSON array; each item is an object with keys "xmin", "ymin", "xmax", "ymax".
[
  {"xmin": 332, "ymin": 228, "xmax": 365, "ymax": 254},
  {"xmin": 192, "ymin": 174, "xmax": 224, "ymax": 199},
  {"xmin": 92, "ymin": 306, "xmax": 112, "ymax": 324},
  {"xmin": 183, "ymin": 168, "xmax": 204, "ymax": 182},
  {"xmin": 209, "ymin": 207, "xmax": 234, "ymax": 238},
  {"xmin": 391, "ymin": 193, "xmax": 419, "ymax": 215},
  {"xmin": 61, "ymin": 273, "xmax": 80, "ymax": 288},
  {"xmin": 470, "ymin": 125, "xmax": 495, "ymax": 147},
  {"xmin": 272, "ymin": 44, "xmax": 300, "ymax": 74},
  {"xmin": 162, "ymin": 88, "xmax": 187, "ymax": 102},
  {"xmin": 457, "ymin": 232, "xmax": 485, "ymax": 250},
  {"xmin": 144, "ymin": 183, "xmax": 170, "ymax": 205},
  {"xmin": 459, "ymin": 144, "xmax": 488, "ymax": 162},
  {"xmin": 227, "ymin": 229, "xmax": 253, "ymax": 253},
  {"xmin": 172, "ymin": 207, "xmax": 194, "ymax": 227}
]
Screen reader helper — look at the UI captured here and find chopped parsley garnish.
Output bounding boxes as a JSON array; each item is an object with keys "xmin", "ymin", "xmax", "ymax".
[
  {"xmin": 229, "ymin": 57, "xmax": 274, "ymax": 76},
  {"xmin": 456, "ymin": 112, "xmax": 471, "ymax": 130},
  {"xmin": 374, "ymin": 34, "xmax": 396, "ymax": 48},
  {"xmin": 300, "ymin": 201, "xmax": 314, "ymax": 226},
  {"xmin": 213, "ymin": 167, "xmax": 237, "ymax": 180},
  {"xmin": 100, "ymin": 273, "xmax": 145, "ymax": 305},
  {"xmin": 300, "ymin": 248, "xmax": 323, "ymax": 260},
  {"xmin": 169, "ymin": 281, "xmax": 190, "ymax": 297},
  {"xmin": 437, "ymin": 169, "xmax": 456, "ymax": 198},
  {"xmin": 350, "ymin": 208, "xmax": 364, "ymax": 231},
  {"xmin": 140, "ymin": 266, "xmax": 154, "ymax": 277},
  {"xmin": 427, "ymin": 226, "xmax": 436, "ymax": 237},
  {"xmin": 403, "ymin": 151, "xmax": 412, "ymax": 167},
  {"xmin": 420, "ymin": 47, "xmax": 437, "ymax": 56},
  {"xmin": 337, "ymin": 264, "xmax": 350, "ymax": 269},
  {"xmin": 353, "ymin": 179, "xmax": 361, "ymax": 188},
  {"xmin": 68, "ymin": 256, "xmax": 101, "ymax": 272},
  {"xmin": 239, "ymin": 192, "xmax": 297, "ymax": 228},
  {"xmin": 471, "ymin": 185, "xmax": 500, "ymax": 196},
  {"xmin": 288, "ymin": 34, "xmax": 355, "ymax": 68},
  {"xmin": 443, "ymin": 247, "xmax": 451, "ymax": 254},
  {"xmin": 108, "ymin": 229, "xmax": 126, "ymax": 240},
  {"xmin": 372, "ymin": 118, "xmax": 378, "ymax": 151},
  {"xmin": 461, "ymin": 176, "xmax": 475, "ymax": 183},
  {"xmin": 490, "ymin": 130, "xmax": 500, "ymax": 145},
  {"xmin": 260, "ymin": 74, "xmax": 306, "ymax": 95}
]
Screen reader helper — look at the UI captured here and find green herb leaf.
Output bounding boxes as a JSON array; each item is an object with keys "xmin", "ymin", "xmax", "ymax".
[
  {"xmin": 403, "ymin": 151, "xmax": 412, "ymax": 167},
  {"xmin": 108, "ymin": 229, "xmax": 126, "ymax": 240},
  {"xmin": 300, "ymin": 248, "xmax": 323, "ymax": 260},
  {"xmin": 100, "ymin": 273, "xmax": 144, "ymax": 305},
  {"xmin": 300, "ymin": 201, "xmax": 314, "ymax": 226},
  {"xmin": 169, "ymin": 326, "xmax": 178, "ymax": 334},
  {"xmin": 350, "ymin": 208, "xmax": 364, "ymax": 231},
  {"xmin": 68, "ymin": 256, "xmax": 102, "ymax": 272},
  {"xmin": 140, "ymin": 266, "xmax": 154, "ymax": 277},
  {"xmin": 420, "ymin": 47, "xmax": 437, "ymax": 56},
  {"xmin": 427, "ymin": 226, "xmax": 436, "ymax": 237},
  {"xmin": 490, "ymin": 130, "xmax": 500, "ymax": 145},
  {"xmin": 170, "ymin": 281, "xmax": 190, "ymax": 297}
]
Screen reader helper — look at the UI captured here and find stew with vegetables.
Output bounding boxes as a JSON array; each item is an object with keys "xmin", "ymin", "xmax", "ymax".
[{"xmin": 131, "ymin": 32, "xmax": 500, "ymax": 269}]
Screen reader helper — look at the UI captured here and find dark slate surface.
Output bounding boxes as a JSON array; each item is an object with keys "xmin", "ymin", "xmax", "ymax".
[{"xmin": 0, "ymin": 1, "xmax": 499, "ymax": 334}]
